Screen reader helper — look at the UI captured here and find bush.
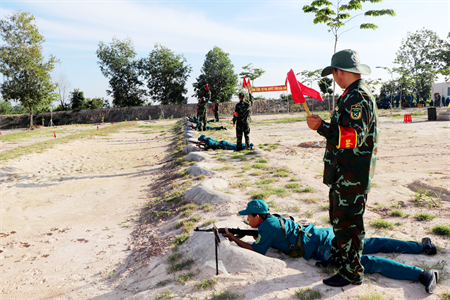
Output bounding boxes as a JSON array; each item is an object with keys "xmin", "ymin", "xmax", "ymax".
[{"xmin": 432, "ymin": 225, "xmax": 450, "ymax": 236}]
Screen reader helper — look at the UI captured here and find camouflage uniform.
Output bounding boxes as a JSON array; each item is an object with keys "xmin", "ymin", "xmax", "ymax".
[
  {"xmin": 213, "ymin": 101, "xmax": 220, "ymax": 122},
  {"xmin": 316, "ymin": 79, "xmax": 378, "ymax": 284},
  {"xmin": 197, "ymin": 99, "xmax": 207, "ymax": 131},
  {"xmin": 232, "ymin": 93, "xmax": 253, "ymax": 150}
]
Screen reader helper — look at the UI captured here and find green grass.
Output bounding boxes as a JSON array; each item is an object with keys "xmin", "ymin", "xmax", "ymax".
[
  {"xmin": 177, "ymin": 272, "xmax": 195, "ymax": 283},
  {"xmin": 194, "ymin": 278, "xmax": 219, "ymax": 290},
  {"xmin": 274, "ymin": 171, "xmax": 289, "ymax": 177},
  {"xmin": 212, "ymin": 165, "xmax": 235, "ymax": 171},
  {"xmin": 259, "ymin": 142, "xmax": 280, "ymax": 151},
  {"xmin": 295, "ymin": 187, "xmax": 314, "ymax": 193},
  {"xmin": 289, "ymin": 177, "xmax": 300, "ymax": 181},
  {"xmin": 181, "ymin": 210, "xmax": 194, "ymax": 217},
  {"xmin": 241, "ymin": 165, "xmax": 251, "ymax": 171},
  {"xmin": 229, "ymin": 181, "xmax": 251, "ymax": 189},
  {"xmin": 249, "ymin": 171, "xmax": 263, "ymax": 176},
  {"xmin": 255, "ymin": 178, "xmax": 278, "ymax": 185},
  {"xmin": 390, "ymin": 210, "xmax": 404, "ymax": 217},
  {"xmin": 156, "ymin": 289, "xmax": 172, "ymax": 300},
  {"xmin": 413, "ymin": 188, "xmax": 442, "ymax": 207},
  {"xmin": 266, "ymin": 200, "xmax": 281, "ymax": 211},
  {"xmin": 231, "ymin": 155, "xmax": 248, "ymax": 161},
  {"xmin": 295, "ymin": 287, "xmax": 322, "ymax": 300},
  {"xmin": 200, "ymin": 203, "xmax": 213, "ymax": 211},
  {"xmin": 172, "ymin": 234, "xmax": 189, "ymax": 245},
  {"xmin": 432, "ymin": 225, "xmax": 450, "ymax": 236},
  {"xmin": 251, "ymin": 163, "xmax": 269, "ymax": 169},
  {"xmin": 210, "ymin": 290, "xmax": 245, "ymax": 300},
  {"xmin": 167, "ymin": 252, "xmax": 182, "ymax": 263},
  {"xmin": 440, "ymin": 290, "xmax": 450, "ymax": 300},
  {"xmin": 180, "ymin": 204, "xmax": 198, "ymax": 211},
  {"xmin": 285, "ymin": 183, "xmax": 301, "ymax": 189},
  {"xmin": 190, "ymin": 215, "xmax": 202, "ymax": 222},
  {"xmin": 201, "ymin": 219, "xmax": 218, "ymax": 227},
  {"xmin": 370, "ymin": 219, "xmax": 394, "ymax": 229},
  {"xmin": 257, "ymin": 158, "xmax": 269, "ymax": 163},
  {"xmin": 167, "ymin": 258, "xmax": 194, "ymax": 272},
  {"xmin": 415, "ymin": 212, "xmax": 436, "ymax": 221}
]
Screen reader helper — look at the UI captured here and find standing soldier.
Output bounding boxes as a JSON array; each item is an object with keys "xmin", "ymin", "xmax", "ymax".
[
  {"xmin": 232, "ymin": 86, "xmax": 253, "ymax": 151},
  {"xmin": 197, "ymin": 94, "xmax": 208, "ymax": 131},
  {"xmin": 306, "ymin": 49, "xmax": 379, "ymax": 287},
  {"xmin": 213, "ymin": 100, "xmax": 220, "ymax": 122}
]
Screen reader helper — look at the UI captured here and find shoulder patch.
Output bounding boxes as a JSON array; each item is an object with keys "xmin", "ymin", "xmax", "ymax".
[
  {"xmin": 350, "ymin": 104, "xmax": 362, "ymax": 120},
  {"xmin": 254, "ymin": 234, "xmax": 261, "ymax": 244}
]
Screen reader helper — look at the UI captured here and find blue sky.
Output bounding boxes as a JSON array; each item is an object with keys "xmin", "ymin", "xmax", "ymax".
[{"xmin": 1, "ymin": 0, "xmax": 449, "ymax": 105}]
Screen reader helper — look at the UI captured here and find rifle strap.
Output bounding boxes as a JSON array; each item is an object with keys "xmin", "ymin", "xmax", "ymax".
[{"xmin": 273, "ymin": 214, "xmax": 305, "ymax": 258}]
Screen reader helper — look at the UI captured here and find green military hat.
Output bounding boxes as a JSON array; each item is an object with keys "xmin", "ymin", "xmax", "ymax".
[
  {"xmin": 321, "ymin": 49, "xmax": 371, "ymax": 77},
  {"xmin": 238, "ymin": 199, "xmax": 269, "ymax": 215}
]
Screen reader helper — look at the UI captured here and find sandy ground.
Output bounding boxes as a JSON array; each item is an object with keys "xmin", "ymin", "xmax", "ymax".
[{"xmin": 1, "ymin": 108, "xmax": 450, "ymax": 300}]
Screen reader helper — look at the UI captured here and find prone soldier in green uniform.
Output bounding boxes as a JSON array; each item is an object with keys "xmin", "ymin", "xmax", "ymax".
[
  {"xmin": 306, "ymin": 49, "xmax": 378, "ymax": 287},
  {"xmin": 232, "ymin": 86, "xmax": 253, "ymax": 151}
]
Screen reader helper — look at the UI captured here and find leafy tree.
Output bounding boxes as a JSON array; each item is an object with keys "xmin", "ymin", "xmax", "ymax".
[
  {"xmin": 318, "ymin": 77, "xmax": 333, "ymax": 95},
  {"xmin": 85, "ymin": 97, "xmax": 106, "ymax": 110},
  {"xmin": 394, "ymin": 28, "xmax": 447, "ymax": 99},
  {"xmin": 70, "ymin": 89, "xmax": 86, "ymax": 111},
  {"xmin": 96, "ymin": 37, "xmax": 146, "ymax": 107},
  {"xmin": 141, "ymin": 44, "xmax": 192, "ymax": 105},
  {"xmin": 239, "ymin": 63, "xmax": 265, "ymax": 86},
  {"xmin": 193, "ymin": 46, "xmax": 238, "ymax": 103},
  {"xmin": 302, "ymin": 0, "xmax": 395, "ymax": 109},
  {"xmin": 0, "ymin": 10, "xmax": 59, "ymax": 128},
  {"xmin": 302, "ymin": 0, "xmax": 395, "ymax": 52}
]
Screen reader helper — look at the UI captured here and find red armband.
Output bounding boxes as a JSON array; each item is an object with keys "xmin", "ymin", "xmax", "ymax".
[
  {"xmin": 234, "ymin": 112, "xmax": 239, "ymax": 117},
  {"xmin": 337, "ymin": 126, "xmax": 357, "ymax": 149}
]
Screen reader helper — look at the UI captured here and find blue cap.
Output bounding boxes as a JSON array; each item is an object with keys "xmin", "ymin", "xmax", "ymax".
[
  {"xmin": 238, "ymin": 200, "xmax": 269, "ymax": 215},
  {"xmin": 198, "ymin": 135, "xmax": 206, "ymax": 142}
]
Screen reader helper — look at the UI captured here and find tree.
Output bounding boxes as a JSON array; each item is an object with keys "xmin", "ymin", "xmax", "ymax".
[
  {"xmin": 70, "ymin": 89, "xmax": 85, "ymax": 111},
  {"xmin": 141, "ymin": 44, "xmax": 192, "ymax": 105},
  {"xmin": 96, "ymin": 37, "xmax": 146, "ymax": 107},
  {"xmin": 56, "ymin": 73, "xmax": 71, "ymax": 110},
  {"xmin": 302, "ymin": 0, "xmax": 395, "ymax": 109},
  {"xmin": 239, "ymin": 63, "xmax": 265, "ymax": 86},
  {"xmin": 394, "ymin": 28, "xmax": 448, "ymax": 99},
  {"xmin": 0, "ymin": 10, "xmax": 59, "ymax": 128},
  {"xmin": 318, "ymin": 77, "xmax": 334, "ymax": 110},
  {"xmin": 193, "ymin": 46, "xmax": 238, "ymax": 103},
  {"xmin": 85, "ymin": 97, "xmax": 106, "ymax": 110}
]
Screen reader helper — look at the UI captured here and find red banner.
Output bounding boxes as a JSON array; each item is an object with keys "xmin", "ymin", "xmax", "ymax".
[{"xmin": 251, "ymin": 85, "xmax": 287, "ymax": 93}]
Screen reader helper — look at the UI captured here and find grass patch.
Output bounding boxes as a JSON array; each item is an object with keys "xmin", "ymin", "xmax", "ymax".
[
  {"xmin": 172, "ymin": 234, "xmax": 189, "ymax": 245},
  {"xmin": 167, "ymin": 258, "xmax": 194, "ymax": 273},
  {"xmin": 358, "ymin": 294, "xmax": 392, "ymax": 300},
  {"xmin": 259, "ymin": 142, "xmax": 280, "ymax": 151},
  {"xmin": 210, "ymin": 290, "xmax": 245, "ymax": 300},
  {"xmin": 274, "ymin": 171, "xmax": 289, "ymax": 177},
  {"xmin": 295, "ymin": 187, "xmax": 314, "ymax": 193},
  {"xmin": 231, "ymin": 155, "xmax": 248, "ymax": 161},
  {"xmin": 285, "ymin": 205, "xmax": 301, "ymax": 213},
  {"xmin": 432, "ymin": 225, "xmax": 450, "ymax": 236},
  {"xmin": 201, "ymin": 219, "xmax": 218, "ymax": 227},
  {"xmin": 440, "ymin": 290, "xmax": 450, "ymax": 300},
  {"xmin": 190, "ymin": 215, "xmax": 202, "ymax": 222},
  {"xmin": 249, "ymin": 171, "xmax": 263, "ymax": 176},
  {"xmin": 390, "ymin": 210, "xmax": 404, "ymax": 217},
  {"xmin": 415, "ymin": 213, "xmax": 436, "ymax": 221},
  {"xmin": 285, "ymin": 183, "xmax": 300, "ymax": 189},
  {"xmin": 156, "ymin": 289, "xmax": 172, "ymax": 300},
  {"xmin": 370, "ymin": 219, "xmax": 394, "ymax": 230},
  {"xmin": 180, "ymin": 204, "xmax": 198, "ymax": 211},
  {"xmin": 229, "ymin": 181, "xmax": 251, "ymax": 189},
  {"xmin": 177, "ymin": 272, "xmax": 195, "ymax": 283},
  {"xmin": 194, "ymin": 278, "xmax": 219, "ymax": 290},
  {"xmin": 266, "ymin": 200, "xmax": 281, "ymax": 211},
  {"xmin": 200, "ymin": 203, "xmax": 213, "ymax": 211},
  {"xmin": 167, "ymin": 252, "xmax": 182, "ymax": 263},
  {"xmin": 257, "ymin": 158, "xmax": 269, "ymax": 163},
  {"xmin": 295, "ymin": 287, "xmax": 322, "ymax": 300},
  {"xmin": 250, "ymin": 189, "xmax": 272, "ymax": 200},
  {"xmin": 256, "ymin": 178, "xmax": 278, "ymax": 185},
  {"xmin": 289, "ymin": 177, "xmax": 300, "ymax": 181},
  {"xmin": 241, "ymin": 165, "xmax": 251, "ymax": 171},
  {"xmin": 251, "ymin": 163, "xmax": 269, "ymax": 169},
  {"xmin": 212, "ymin": 165, "xmax": 235, "ymax": 171},
  {"xmin": 181, "ymin": 210, "xmax": 194, "ymax": 218},
  {"xmin": 413, "ymin": 188, "xmax": 442, "ymax": 207}
]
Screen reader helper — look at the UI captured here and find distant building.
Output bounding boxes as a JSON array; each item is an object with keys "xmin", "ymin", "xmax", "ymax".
[{"xmin": 432, "ymin": 81, "xmax": 450, "ymax": 99}]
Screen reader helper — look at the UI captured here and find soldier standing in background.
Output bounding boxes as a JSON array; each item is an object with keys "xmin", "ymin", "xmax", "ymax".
[
  {"xmin": 197, "ymin": 94, "xmax": 208, "ymax": 131},
  {"xmin": 213, "ymin": 100, "xmax": 220, "ymax": 122},
  {"xmin": 306, "ymin": 49, "xmax": 379, "ymax": 288},
  {"xmin": 232, "ymin": 86, "xmax": 253, "ymax": 151}
]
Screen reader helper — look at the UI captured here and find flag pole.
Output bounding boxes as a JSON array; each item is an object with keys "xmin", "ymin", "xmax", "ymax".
[{"xmin": 303, "ymin": 102, "xmax": 312, "ymax": 117}]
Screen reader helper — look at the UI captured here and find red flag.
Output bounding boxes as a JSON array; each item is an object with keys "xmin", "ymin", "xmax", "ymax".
[
  {"xmin": 97, "ymin": 125, "xmax": 99, "ymax": 129},
  {"xmin": 287, "ymin": 69, "xmax": 305, "ymax": 104},
  {"xmin": 54, "ymin": 132, "xmax": 56, "ymax": 138},
  {"xmin": 111, "ymin": 122, "xmax": 113, "ymax": 125},
  {"xmin": 205, "ymin": 84, "xmax": 209, "ymax": 90},
  {"xmin": 298, "ymin": 81, "xmax": 324, "ymax": 102},
  {"xmin": 242, "ymin": 76, "xmax": 247, "ymax": 88},
  {"xmin": 247, "ymin": 78, "xmax": 251, "ymax": 87}
]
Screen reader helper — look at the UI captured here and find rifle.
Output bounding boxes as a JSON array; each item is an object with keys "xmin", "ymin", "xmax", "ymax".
[
  {"xmin": 189, "ymin": 141, "xmax": 206, "ymax": 149},
  {"xmin": 194, "ymin": 226, "xmax": 258, "ymax": 239},
  {"xmin": 194, "ymin": 225, "xmax": 258, "ymax": 275}
]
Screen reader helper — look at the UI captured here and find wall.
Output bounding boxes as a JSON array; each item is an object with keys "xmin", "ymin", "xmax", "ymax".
[{"xmin": 0, "ymin": 98, "xmax": 332, "ymax": 129}]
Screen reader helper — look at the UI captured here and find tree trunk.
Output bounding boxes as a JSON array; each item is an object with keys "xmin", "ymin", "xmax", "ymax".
[{"xmin": 29, "ymin": 107, "xmax": 33, "ymax": 129}]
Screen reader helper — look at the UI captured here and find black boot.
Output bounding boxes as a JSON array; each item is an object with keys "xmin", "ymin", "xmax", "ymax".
[
  {"xmin": 419, "ymin": 269, "xmax": 439, "ymax": 294},
  {"xmin": 323, "ymin": 274, "xmax": 361, "ymax": 287},
  {"xmin": 315, "ymin": 258, "xmax": 338, "ymax": 268},
  {"xmin": 422, "ymin": 237, "xmax": 437, "ymax": 255}
]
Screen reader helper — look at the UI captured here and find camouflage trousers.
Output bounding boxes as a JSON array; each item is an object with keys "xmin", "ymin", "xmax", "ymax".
[
  {"xmin": 328, "ymin": 189, "xmax": 367, "ymax": 283},
  {"xmin": 214, "ymin": 112, "xmax": 219, "ymax": 122},
  {"xmin": 235, "ymin": 121, "xmax": 250, "ymax": 150},
  {"xmin": 198, "ymin": 113, "xmax": 207, "ymax": 131}
]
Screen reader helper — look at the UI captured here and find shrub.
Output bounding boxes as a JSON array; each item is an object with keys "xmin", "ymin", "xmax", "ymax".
[
  {"xmin": 432, "ymin": 225, "xmax": 450, "ymax": 236},
  {"xmin": 415, "ymin": 213, "xmax": 436, "ymax": 221}
]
